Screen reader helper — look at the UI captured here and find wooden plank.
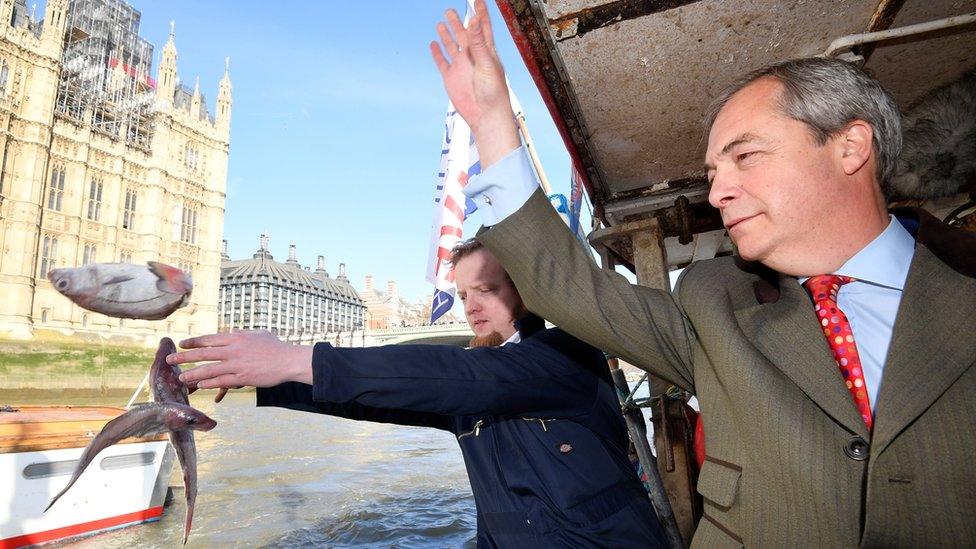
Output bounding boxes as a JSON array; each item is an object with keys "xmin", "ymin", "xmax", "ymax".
[{"xmin": 0, "ymin": 405, "xmax": 165, "ymax": 454}]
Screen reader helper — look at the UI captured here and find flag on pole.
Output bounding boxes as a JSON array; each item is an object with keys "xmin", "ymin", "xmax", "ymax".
[
  {"xmin": 426, "ymin": 104, "xmax": 480, "ymax": 324},
  {"xmin": 548, "ymin": 192, "xmax": 587, "ymax": 245}
]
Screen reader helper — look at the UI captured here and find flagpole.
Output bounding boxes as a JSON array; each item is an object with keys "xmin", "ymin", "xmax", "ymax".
[{"xmin": 515, "ymin": 113, "xmax": 552, "ymax": 195}]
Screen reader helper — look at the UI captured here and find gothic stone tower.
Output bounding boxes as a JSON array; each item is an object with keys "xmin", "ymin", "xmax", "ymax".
[{"xmin": 0, "ymin": 2, "xmax": 232, "ymax": 345}]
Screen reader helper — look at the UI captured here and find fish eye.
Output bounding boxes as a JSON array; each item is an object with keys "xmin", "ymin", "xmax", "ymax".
[
  {"xmin": 55, "ymin": 279, "xmax": 69, "ymax": 290},
  {"xmin": 187, "ymin": 417, "xmax": 197, "ymax": 424}
]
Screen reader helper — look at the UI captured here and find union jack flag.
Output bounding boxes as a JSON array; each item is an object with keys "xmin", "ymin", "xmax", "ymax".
[{"xmin": 426, "ymin": 103, "xmax": 480, "ymax": 324}]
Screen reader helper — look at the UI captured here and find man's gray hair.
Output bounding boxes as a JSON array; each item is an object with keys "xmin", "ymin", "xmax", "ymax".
[{"xmin": 704, "ymin": 57, "xmax": 902, "ymax": 193}]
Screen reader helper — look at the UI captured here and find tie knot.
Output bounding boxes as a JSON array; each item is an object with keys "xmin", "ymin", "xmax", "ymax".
[{"xmin": 803, "ymin": 274, "xmax": 855, "ymax": 303}]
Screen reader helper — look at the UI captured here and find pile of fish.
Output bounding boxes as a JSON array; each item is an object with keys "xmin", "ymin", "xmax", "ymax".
[{"xmin": 44, "ymin": 262, "xmax": 213, "ymax": 545}]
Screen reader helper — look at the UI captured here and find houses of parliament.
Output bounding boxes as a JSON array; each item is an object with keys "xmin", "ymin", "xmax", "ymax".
[{"xmin": 0, "ymin": 0, "xmax": 231, "ymax": 344}]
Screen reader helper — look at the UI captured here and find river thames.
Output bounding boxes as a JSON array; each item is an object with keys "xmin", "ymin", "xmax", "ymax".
[{"xmin": 4, "ymin": 390, "xmax": 478, "ymax": 548}]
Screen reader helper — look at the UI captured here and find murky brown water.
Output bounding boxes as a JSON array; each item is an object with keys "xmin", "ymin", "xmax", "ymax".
[{"xmin": 1, "ymin": 390, "xmax": 477, "ymax": 548}]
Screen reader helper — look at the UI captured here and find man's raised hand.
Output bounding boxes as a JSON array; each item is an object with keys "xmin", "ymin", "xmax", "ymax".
[{"xmin": 431, "ymin": 0, "xmax": 520, "ymax": 167}]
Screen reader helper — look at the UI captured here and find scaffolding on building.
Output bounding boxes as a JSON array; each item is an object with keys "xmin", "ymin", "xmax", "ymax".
[{"xmin": 53, "ymin": 0, "xmax": 157, "ymax": 150}]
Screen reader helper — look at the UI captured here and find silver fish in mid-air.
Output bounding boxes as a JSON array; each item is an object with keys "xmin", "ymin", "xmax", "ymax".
[
  {"xmin": 44, "ymin": 401, "xmax": 216, "ymax": 513},
  {"xmin": 151, "ymin": 337, "xmax": 202, "ymax": 545},
  {"xmin": 48, "ymin": 262, "xmax": 192, "ymax": 320}
]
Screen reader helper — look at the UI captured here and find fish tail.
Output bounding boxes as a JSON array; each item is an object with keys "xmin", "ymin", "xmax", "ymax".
[
  {"xmin": 44, "ymin": 488, "xmax": 69, "ymax": 513},
  {"xmin": 148, "ymin": 261, "xmax": 192, "ymax": 295},
  {"xmin": 183, "ymin": 489, "xmax": 194, "ymax": 545},
  {"xmin": 44, "ymin": 441, "xmax": 98, "ymax": 512},
  {"xmin": 175, "ymin": 431, "xmax": 198, "ymax": 546}
]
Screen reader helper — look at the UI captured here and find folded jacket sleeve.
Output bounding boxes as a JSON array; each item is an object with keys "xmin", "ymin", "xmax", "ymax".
[
  {"xmin": 257, "ymin": 381, "xmax": 454, "ymax": 432},
  {"xmin": 310, "ymin": 330, "xmax": 600, "ymax": 420}
]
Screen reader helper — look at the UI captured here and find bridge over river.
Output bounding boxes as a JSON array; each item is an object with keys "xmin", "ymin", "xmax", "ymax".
[{"xmin": 365, "ymin": 323, "xmax": 474, "ymax": 347}]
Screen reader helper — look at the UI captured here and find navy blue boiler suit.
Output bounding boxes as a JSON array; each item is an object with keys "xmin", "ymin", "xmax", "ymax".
[{"xmin": 257, "ymin": 317, "xmax": 667, "ymax": 548}]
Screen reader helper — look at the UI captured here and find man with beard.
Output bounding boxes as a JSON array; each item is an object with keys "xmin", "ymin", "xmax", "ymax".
[{"xmin": 171, "ymin": 239, "xmax": 667, "ymax": 548}]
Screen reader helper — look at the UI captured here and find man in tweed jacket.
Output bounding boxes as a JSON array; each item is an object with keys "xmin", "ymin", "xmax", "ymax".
[{"xmin": 430, "ymin": 1, "xmax": 976, "ymax": 546}]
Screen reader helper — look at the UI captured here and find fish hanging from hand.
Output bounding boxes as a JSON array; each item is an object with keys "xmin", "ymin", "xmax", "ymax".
[
  {"xmin": 43, "ymin": 401, "xmax": 216, "ymax": 513},
  {"xmin": 46, "ymin": 338, "xmax": 215, "ymax": 545},
  {"xmin": 150, "ymin": 337, "xmax": 205, "ymax": 545},
  {"xmin": 48, "ymin": 262, "xmax": 192, "ymax": 320}
]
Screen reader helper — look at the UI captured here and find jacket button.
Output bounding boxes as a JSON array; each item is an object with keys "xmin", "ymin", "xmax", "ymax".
[{"xmin": 844, "ymin": 436, "xmax": 869, "ymax": 461}]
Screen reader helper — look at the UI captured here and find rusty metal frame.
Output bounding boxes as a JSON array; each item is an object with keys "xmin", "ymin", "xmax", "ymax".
[
  {"xmin": 496, "ymin": 0, "xmax": 611, "ymax": 216},
  {"xmin": 496, "ymin": 0, "xmax": 725, "ymax": 268},
  {"xmin": 548, "ymin": 0, "xmax": 704, "ymax": 42}
]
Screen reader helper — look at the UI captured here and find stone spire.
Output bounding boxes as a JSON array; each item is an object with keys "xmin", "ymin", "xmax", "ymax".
[
  {"xmin": 216, "ymin": 57, "xmax": 233, "ymax": 134},
  {"xmin": 190, "ymin": 76, "xmax": 203, "ymax": 119},
  {"xmin": 156, "ymin": 22, "xmax": 178, "ymax": 110},
  {"xmin": 286, "ymin": 244, "xmax": 300, "ymax": 266}
]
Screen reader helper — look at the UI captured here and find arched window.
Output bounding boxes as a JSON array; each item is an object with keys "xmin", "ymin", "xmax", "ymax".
[
  {"xmin": 46, "ymin": 165, "xmax": 65, "ymax": 211},
  {"xmin": 122, "ymin": 189, "xmax": 136, "ymax": 230},
  {"xmin": 86, "ymin": 178, "xmax": 103, "ymax": 221},
  {"xmin": 180, "ymin": 204, "xmax": 198, "ymax": 244},
  {"xmin": 0, "ymin": 60, "xmax": 9, "ymax": 96},
  {"xmin": 39, "ymin": 235, "xmax": 58, "ymax": 277},
  {"xmin": 184, "ymin": 142, "xmax": 199, "ymax": 171},
  {"xmin": 82, "ymin": 243, "xmax": 96, "ymax": 265}
]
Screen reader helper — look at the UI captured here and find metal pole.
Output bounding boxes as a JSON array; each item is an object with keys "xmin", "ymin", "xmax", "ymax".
[
  {"xmin": 824, "ymin": 11, "xmax": 976, "ymax": 58},
  {"xmin": 515, "ymin": 114, "xmax": 553, "ymax": 195},
  {"xmin": 125, "ymin": 371, "xmax": 150, "ymax": 409},
  {"xmin": 610, "ymin": 359, "xmax": 685, "ymax": 549}
]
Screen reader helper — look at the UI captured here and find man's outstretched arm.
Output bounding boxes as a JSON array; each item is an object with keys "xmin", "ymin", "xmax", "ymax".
[
  {"xmin": 170, "ymin": 330, "xmax": 603, "ymax": 419},
  {"xmin": 257, "ymin": 381, "xmax": 453, "ymax": 432},
  {"xmin": 430, "ymin": 1, "xmax": 696, "ymax": 390},
  {"xmin": 168, "ymin": 331, "xmax": 448, "ymax": 431},
  {"xmin": 483, "ymin": 189, "xmax": 697, "ymax": 391}
]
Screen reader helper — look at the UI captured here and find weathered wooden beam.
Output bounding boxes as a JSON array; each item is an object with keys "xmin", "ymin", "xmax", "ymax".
[{"xmin": 590, "ymin": 217, "xmax": 698, "ymax": 547}]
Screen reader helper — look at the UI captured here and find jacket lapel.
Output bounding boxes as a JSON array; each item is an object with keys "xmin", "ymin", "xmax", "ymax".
[
  {"xmin": 871, "ymin": 245, "xmax": 976, "ymax": 454},
  {"xmin": 733, "ymin": 273, "xmax": 870, "ymax": 437}
]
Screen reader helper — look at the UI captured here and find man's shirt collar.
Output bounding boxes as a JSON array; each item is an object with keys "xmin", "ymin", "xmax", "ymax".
[{"xmin": 834, "ymin": 215, "xmax": 916, "ymax": 290}]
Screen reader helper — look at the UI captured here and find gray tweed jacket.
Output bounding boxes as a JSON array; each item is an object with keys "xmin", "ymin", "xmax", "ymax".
[{"xmin": 480, "ymin": 189, "xmax": 976, "ymax": 548}]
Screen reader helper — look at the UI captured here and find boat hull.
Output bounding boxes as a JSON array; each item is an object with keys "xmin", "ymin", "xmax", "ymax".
[{"xmin": 0, "ymin": 406, "xmax": 175, "ymax": 548}]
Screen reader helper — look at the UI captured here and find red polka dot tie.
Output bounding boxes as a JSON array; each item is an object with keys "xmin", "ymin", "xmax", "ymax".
[{"xmin": 803, "ymin": 275, "xmax": 873, "ymax": 431}]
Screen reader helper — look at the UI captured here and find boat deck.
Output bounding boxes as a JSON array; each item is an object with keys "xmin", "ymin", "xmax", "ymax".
[{"xmin": 0, "ymin": 405, "xmax": 167, "ymax": 454}]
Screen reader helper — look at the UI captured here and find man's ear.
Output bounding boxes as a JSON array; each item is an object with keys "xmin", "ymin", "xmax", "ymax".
[{"xmin": 838, "ymin": 120, "xmax": 873, "ymax": 176}]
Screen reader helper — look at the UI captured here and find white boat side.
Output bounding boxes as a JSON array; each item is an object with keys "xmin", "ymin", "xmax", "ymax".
[{"xmin": 0, "ymin": 406, "xmax": 174, "ymax": 548}]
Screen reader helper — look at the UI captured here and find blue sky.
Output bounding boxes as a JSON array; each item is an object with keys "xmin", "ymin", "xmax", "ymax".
[{"xmin": 118, "ymin": 1, "xmax": 577, "ymax": 309}]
